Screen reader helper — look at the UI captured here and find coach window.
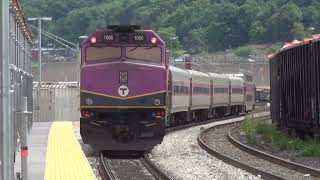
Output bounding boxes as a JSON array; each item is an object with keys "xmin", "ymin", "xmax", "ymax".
[
  {"xmin": 174, "ymin": 85, "xmax": 179, "ymax": 94},
  {"xmin": 232, "ymin": 88, "xmax": 243, "ymax": 94},
  {"xmin": 86, "ymin": 47, "xmax": 121, "ymax": 61},
  {"xmin": 214, "ymin": 88, "xmax": 226, "ymax": 93},
  {"xmin": 126, "ymin": 47, "xmax": 161, "ymax": 62}
]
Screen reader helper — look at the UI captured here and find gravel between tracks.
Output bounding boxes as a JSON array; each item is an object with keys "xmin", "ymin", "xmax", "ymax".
[
  {"xmin": 203, "ymin": 123, "xmax": 316, "ymax": 180},
  {"xmin": 107, "ymin": 158, "xmax": 156, "ymax": 180},
  {"xmin": 149, "ymin": 115, "xmax": 265, "ymax": 180}
]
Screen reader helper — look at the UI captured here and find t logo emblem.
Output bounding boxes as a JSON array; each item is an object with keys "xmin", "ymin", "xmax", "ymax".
[{"xmin": 118, "ymin": 85, "xmax": 129, "ymax": 97}]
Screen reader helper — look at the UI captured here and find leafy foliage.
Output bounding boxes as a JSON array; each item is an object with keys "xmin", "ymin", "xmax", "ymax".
[
  {"xmin": 20, "ymin": 0, "xmax": 319, "ymax": 53},
  {"xmin": 241, "ymin": 114, "xmax": 256, "ymax": 144},
  {"xmin": 266, "ymin": 43, "xmax": 282, "ymax": 55},
  {"xmin": 254, "ymin": 123, "xmax": 320, "ymax": 156},
  {"xmin": 233, "ymin": 45, "xmax": 254, "ymax": 58}
]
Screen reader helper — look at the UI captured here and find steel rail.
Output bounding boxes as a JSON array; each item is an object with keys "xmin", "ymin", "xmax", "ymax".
[
  {"xmin": 197, "ymin": 120, "xmax": 285, "ymax": 180},
  {"xmin": 228, "ymin": 125, "xmax": 320, "ymax": 178},
  {"xmin": 166, "ymin": 110, "xmax": 269, "ymax": 133},
  {"xmin": 99, "ymin": 152, "xmax": 171, "ymax": 180},
  {"xmin": 140, "ymin": 153, "xmax": 171, "ymax": 180},
  {"xmin": 98, "ymin": 110, "xmax": 269, "ymax": 179},
  {"xmin": 99, "ymin": 152, "xmax": 116, "ymax": 180}
]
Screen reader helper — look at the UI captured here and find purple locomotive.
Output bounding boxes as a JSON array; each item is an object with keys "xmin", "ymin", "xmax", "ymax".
[{"xmin": 80, "ymin": 25, "xmax": 167, "ymax": 151}]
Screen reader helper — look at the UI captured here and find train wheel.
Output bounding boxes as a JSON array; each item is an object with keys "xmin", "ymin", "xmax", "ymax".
[
  {"xmin": 196, "ymin": 112, "xmax": 201, "ymax": 122},
  {"xmin": 201, "ymin": 110, "xmax": 208, "ymax": 121}
]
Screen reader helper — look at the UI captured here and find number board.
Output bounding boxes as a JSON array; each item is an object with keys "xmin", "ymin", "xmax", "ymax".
[
  {"xmin": 102, "ymin": 33, "xmax": 114, "ymax": 42},
  {"xmin": 132, "ymin": 33, "xmax": 146, "ymax": 42}
]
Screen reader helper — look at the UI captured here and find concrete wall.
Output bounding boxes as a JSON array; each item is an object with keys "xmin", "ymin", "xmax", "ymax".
[{"xmin": 32, "ymin": 61, "xmax": 79, "ymax": 82}]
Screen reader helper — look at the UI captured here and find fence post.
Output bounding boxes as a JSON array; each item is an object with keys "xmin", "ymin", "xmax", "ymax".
[
  {"xmin": 1, "ymin": 0, "xmax": 14, "ymax": 179},
  {"xmin": 17, "ymin": 97, "xmax": 31, "ymax": 180}
]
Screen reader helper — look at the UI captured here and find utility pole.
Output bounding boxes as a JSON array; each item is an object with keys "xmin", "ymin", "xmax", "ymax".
[
  {"xmin": 1, "ymin": 0, "xmax": 13, "ymax": 179},
  {"xmin": 27, "ymin": 17, "xmax": 52, "ymax": 85},
  {"xmin": 27, "ymin": 17, "xmax": 51, "ymax": 122},
  {"xmin": 169, "ymin": 36, "xmax": 177, "ymax": 62}
]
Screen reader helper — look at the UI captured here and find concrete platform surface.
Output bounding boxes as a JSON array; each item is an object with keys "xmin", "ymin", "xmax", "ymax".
[{"xmin": 14, "ymin": 121, "xmax": 95, "ymax": 180}]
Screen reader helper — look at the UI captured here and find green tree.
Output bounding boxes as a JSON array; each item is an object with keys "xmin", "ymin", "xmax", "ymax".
[
  {"xmin": 266, "ymin": 2, "xmax": 303, "ymax": 41},
  {"xmin": 157, "ymin": 27, "xmax": 181, "ymax": 50},
  {"xmin": 291, "ymin": 22, "xmax": 305, "ymax": 39},
  {"xmin": 20, "ymin": 0, "xmax": 320, "ymax": 53},
  {"xmin": 183, "ymin": 28, "xmax": 208, "ymax": 54},
  {"xmin": 249, "ymin": 21, "xmax": 267, "ymax": 42},
  {"xmin": 233, "ymin": 45, "xmax": 254, "ymax": 58}
]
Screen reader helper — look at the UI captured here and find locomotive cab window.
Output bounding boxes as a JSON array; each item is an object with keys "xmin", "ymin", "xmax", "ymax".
[
  {"xmin": 126, "ymin": 47, "xmax": 161, "ymax": 62},
  {"xmin": 86, "ymin": 47, "xmax": 121, "ymax": 61}
]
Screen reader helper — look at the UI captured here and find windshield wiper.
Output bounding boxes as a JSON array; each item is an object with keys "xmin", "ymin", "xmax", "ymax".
[{"xmin": 129, "ymin": 46, "xmax": 138, "ymax": 51}]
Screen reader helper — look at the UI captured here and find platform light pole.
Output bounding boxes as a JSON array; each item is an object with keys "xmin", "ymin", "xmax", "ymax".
[
  {"xmin": 1, "ymin": 0, "xmax": 13, "ymax": 179},
  {"xmin": 27, "ymin": 17, "xmax": 52, "ymax": 85}
]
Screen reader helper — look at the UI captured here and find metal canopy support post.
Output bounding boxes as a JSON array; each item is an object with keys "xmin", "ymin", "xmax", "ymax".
[{"xmin": 1, "ymin": 0, "xmax": 14, "ymax": 179}]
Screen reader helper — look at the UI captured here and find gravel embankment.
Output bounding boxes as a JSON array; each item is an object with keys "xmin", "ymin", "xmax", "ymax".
[
  {"xmin": 149, "ymin": 115, "xmax": 265, "ymax": 180},
  {"xmin": 203, "ymin": 124, "xmax": 316, "ymax": 180}
]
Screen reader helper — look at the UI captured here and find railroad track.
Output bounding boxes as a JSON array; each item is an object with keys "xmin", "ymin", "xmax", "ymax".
[
  {"xmin": 99, "ymin": 152, "xmax": 171, "ymax": 180},
  {"xmin": 165, "ymin": 111, "xmax": 269, "ymax": 133},
  {"xmin": 96, "ymin": 106, "xmax": 269, "ymax": 179},
  {"xmin": 165, "ymin": 102, "xmax": 269, "ymax": 133},
  {"xmin": 198, "ymin": 117, "xmax": 318, "ymax": 180},
  {"xmin": 228, "ymin": 125, "xmax": 320, "ymax": 178}
]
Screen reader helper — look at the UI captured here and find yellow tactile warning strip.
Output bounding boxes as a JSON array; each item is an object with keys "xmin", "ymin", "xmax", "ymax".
[{"xmin": 44, "ymin": 121, "xmax": 95, "ymax": 180}]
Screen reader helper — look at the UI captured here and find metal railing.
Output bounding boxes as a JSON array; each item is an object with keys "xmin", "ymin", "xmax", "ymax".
[{"xmin": 1, "ymin": 0, "xmax": 33, "ymax": 179}]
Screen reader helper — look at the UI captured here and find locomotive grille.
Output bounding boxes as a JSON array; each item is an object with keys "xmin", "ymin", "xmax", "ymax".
[{"xmin": 119, "ymin": 71, "xmax": 128, "ymax": 84}]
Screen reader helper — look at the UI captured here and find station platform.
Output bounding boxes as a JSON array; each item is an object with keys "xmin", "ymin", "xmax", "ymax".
[{"xmin": 15, "ymin": 121, "xmax": 95, "ymax": 180}]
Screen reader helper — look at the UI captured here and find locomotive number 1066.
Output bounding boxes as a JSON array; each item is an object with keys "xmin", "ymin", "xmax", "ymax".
[
  {"xmin": 104, "ymin": 34, "xmax": 114, "ymax": 41},
  {"xmin": 134, "ymin": 35, "xmax": 145, "ymax": 41}
]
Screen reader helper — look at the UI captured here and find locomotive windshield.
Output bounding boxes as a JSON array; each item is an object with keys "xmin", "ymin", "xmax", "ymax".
[
  {"xmin": 86, "ymin": 46, "xmax": 161, "ymax": 62},
  {"xmin": 125, "ymin": 47, "xmax": 161, "ymax": 62},
  {"xmin": 86, "ymin": 47, "xmax": 121, "ymax": 61}
]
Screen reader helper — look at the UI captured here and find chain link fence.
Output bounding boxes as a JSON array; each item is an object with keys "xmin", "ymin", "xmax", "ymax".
[{"xmin": 1, "ymin": 0, "xmax": 34, "ymax": 179}]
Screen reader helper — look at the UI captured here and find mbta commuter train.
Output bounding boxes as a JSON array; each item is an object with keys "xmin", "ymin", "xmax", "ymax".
[{"xmin": 79, "ymin": 25, "xmax": 255, "ymax": 151}]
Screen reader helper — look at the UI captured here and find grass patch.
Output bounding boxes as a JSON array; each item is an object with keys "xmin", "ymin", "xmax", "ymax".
[
  {"xmin": 241, "ymin": 120, "xmax": 320, "ymax": 156},
  {"xmin": 240, "ymin": 114, "xmax": 256, "ymax": 144}
]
